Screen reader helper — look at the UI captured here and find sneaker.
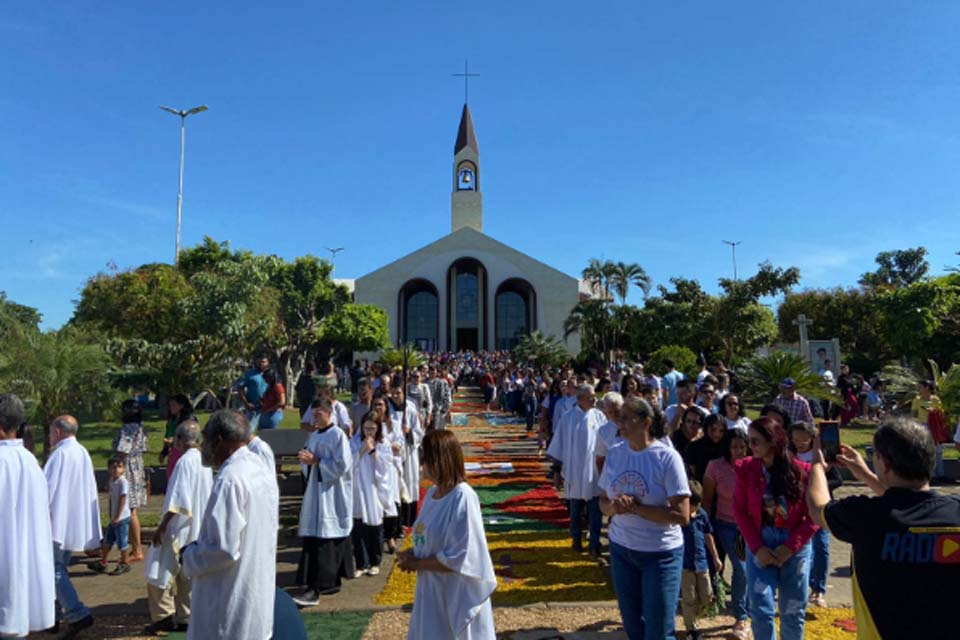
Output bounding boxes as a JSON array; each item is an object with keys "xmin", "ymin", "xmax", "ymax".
[
  {"xmin": 353, "ymin": 569, "xmax": 364, "ymax": 579},
  {"xmin": 60, "ymin": 614, "xmax": 94, "ymax": 640},
  {"xmin": 809, "ymin": 591, "xmax": 828, "ymax": 608},
  {"xmin": 292, "ymin": 590, "xmax": 320, "ymax": 608},
  {"xmin": 111, "ymin": 563, "xmax": 131, "ymax": 575},
  {"xmin": 367, "ymin": 566, "xmax": 380, "ymax": 576},
  {"xmin": 89, "ymin": 561, "xmax": 109, "ymax": 574},
  {"xmin": 730, "ymin": 620, "xmax": 752, "ymax": 639}
]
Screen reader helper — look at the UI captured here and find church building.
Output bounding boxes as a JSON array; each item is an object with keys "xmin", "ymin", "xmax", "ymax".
[{"xmin": 352, "ymin": 104, "xmax": 581, "ymax": 353}]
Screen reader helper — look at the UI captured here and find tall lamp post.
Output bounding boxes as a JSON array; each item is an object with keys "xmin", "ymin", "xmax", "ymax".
[
  {"xmin": 160, "ymin": 105, "xmax": 208, "ymax": 268},
  {"xmin": 722, "ymin": 240, "xmax": 742, "ymax": 281},
  {"xmin": 325, "ymin": 247, "xmax": 344, "ymax": 273}
]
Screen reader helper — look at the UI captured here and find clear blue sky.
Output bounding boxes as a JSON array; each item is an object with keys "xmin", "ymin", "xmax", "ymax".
[{"xmin": 3, "ymin": 2, "xmax": 959, "ymax": 329}]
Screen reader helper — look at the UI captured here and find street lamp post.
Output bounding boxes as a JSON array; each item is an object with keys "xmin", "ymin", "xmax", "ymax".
[
  {"xmin": 722, "ymin": 240, "xmax": 742, "ymax": 281},
  {"xmin": 325, "ymin": 247, "xmax": 344, "ymax": 273},
  {"xmin": 160, "ymin": 105, "xmax": 208, "ymax": 268}
]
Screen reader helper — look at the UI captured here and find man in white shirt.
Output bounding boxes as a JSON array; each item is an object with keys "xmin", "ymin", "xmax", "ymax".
[
  {"xmin": 548, "ymin": 384, "xmax": 607, "ymax": 557},
  {"xmin": 181, "ymin": 410, "xmax": 279, "ymax": 640},
  {"xmin": 146, "ymin": 420, "xmax": 213, "ymax": 636},
  {"xmin": 0, "ymin": 393, "xmax": 55, "ymax": 638},
  {"xmin": 45, "ymin": 415, "xmax": 100, "ymax": 636}
]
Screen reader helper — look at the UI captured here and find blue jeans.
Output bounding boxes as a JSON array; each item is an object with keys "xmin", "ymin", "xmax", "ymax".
[
  {"xmin": 934, "ymin": 444, "xmax": 946, "ymax": 477},
  {"xmin": 809, "ymin": 527, "xmax": 830, "ymax": 594},
  {"xmin": 610, "ymin": 542, "xmax": 682, "ymax": 640},
  {"xmin": 569, "ymin": 497, "xmax": 602, "ymax": 554},
  {"xmin": 746, "ymin": 526, "xmax": 812, "ymax": 640},
  {"xmin": 524, "ymin": 396, "xmax": 538, "ymax": 431},
  {"xmin": 245, "ymin": 408, "xmax": 262, "ymax": 431},
  {"xmin": 714, "ymin": 520, "xmax": 748, "ymax": 621},
  {"xmin": 258, "ymin": 410, "xmax": 282, "ymax": 431},
  {"xmin": 53, "ymin": 542, "xmax": 90, "ymax": 623}
]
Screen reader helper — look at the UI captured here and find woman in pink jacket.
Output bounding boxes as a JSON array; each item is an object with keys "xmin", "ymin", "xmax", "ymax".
[{"xmin": 733, "ymin": 417, "xmax": 817, "ymax": 640}]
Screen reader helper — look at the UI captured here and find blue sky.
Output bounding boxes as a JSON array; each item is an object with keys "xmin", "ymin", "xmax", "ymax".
[{"xmin": 3, "ymin": 2, "xmax": 959, "ymax": 329}]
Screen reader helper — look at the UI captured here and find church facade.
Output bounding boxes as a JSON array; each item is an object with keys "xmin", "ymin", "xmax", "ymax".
[{"xmin": 352, "ymin": 104, "xmax": 581, "ymax": 354}]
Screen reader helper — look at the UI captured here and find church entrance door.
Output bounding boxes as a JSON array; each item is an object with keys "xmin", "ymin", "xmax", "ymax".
[{"xmin": 456, "ymin": 328, "xmax": 478, "ymax": 352}]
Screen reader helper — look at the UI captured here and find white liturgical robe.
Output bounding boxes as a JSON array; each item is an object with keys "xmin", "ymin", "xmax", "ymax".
[
  {"xmin": 299, "ymin": 425, "xmax": 353, "ymax": 539},
  {"xmin": 248, "ymin": 435, "xmax": 277, "ymax": 474},
  {"xmin": 182, "ymin": 446, "xmax": 279, "ymax": 640},
  {"xmin": 408, "ymin": 483, "xmax": 496, "ymax": 640},
  {"xmin": 547, "ymin": 405, "xmax": 605, "ymax": 500},
  {"xmin": 44, "ymin": 436, "xmax": 101, "ymax": 552},
  {"xmin": 145, "ymin": 448, "xmax": 213, "ymax": 589},
  {"xmin": 349, "ymin": 435, "xmax": 392, "ymax": 526},
  {"xmin": 389, "ymin": 400, "xmax": 423, "ymax": 502},
  {"xmin": 0, "ymin": 439, "xmax": 55, "ymax": 637}
]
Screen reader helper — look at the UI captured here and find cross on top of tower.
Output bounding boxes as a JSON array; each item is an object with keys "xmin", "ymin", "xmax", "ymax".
[{"xmin": 451, "ymin": 59, "xmax": 479, "ymax": 103}]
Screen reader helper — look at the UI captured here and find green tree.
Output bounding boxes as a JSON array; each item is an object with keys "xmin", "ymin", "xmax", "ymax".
[
  {"xmin": 322, "ymin": 304, "xmax": 391, "ymax": 354},
  {"xmin": 859, "ymin": 246, "xmax": 929, "ymax": 289},
  {"xmin": 608, "ymin": 261, "xmax": 652, "ymax": 303},
  {"xmin": 513, "ymin": 330, "xmax": 569, "ymax": 368},
  {"xmin": 646, "ymin": 345, "xmax": 697, "ymax": 379},
  {"xmin": 564, "ymin": 299, "xmax": 615, "ymax": 363}
]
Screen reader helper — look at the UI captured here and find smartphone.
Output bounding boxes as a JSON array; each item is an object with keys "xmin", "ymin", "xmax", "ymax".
[{"xmin": 819, "ymin": 421, "xmax": 841, "ymax": 463}]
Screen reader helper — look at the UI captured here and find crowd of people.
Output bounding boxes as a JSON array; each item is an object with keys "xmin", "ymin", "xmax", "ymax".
[{"xmin": 3, "ymin": 348, "xmax": 960, "ymax": 640}]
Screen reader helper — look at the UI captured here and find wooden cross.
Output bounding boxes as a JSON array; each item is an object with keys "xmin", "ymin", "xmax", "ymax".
[{"xmin": 452, "ymin": 59, "xmax": 479, "ymax": 103}]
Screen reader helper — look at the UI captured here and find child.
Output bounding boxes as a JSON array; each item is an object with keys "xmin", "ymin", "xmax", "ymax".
[
  {"xmin": 350, "ymin": 417, "xmax": 392, "ymax": 578},
  {"xmin": 788, "ymin": 422, "xmax": 842, "ymax": 607},
  {"xmin": 92, "ymin": 455, "xmax": 132, "ymax": 575},
  {"xmin": 866, "ymin": 381, "xmax": 883, "ymax": 420},
  {"xmin": 681, "ymin": 481, "xmax": 721, "ymax": 640}
]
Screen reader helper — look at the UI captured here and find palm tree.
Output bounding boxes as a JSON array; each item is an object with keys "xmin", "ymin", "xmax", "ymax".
[
  {"xmin": 582, "ymin": 259, "xmax": 616, "ymax": 301},
  {"xmin": 513, "ymin": 331, "xmax": 568, "ymax": 367},
  {"xmin": 609, "ymin": 261, "xmax": 652, "ymax": 304},
  {"xmin": 564, "ymin": 299, "xmax": 614, "ymax": 364}
]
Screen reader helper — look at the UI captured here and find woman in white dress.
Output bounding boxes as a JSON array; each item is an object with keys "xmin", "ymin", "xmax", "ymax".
[{"xmin": 397, "ymin": 430, "xmax": 496, "ymax": 640}]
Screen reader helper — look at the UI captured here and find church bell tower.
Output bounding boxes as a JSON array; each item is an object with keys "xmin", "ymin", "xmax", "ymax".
[{"xmin": 451, "ymin": 103, "xmax": 482, "ymax": 233}]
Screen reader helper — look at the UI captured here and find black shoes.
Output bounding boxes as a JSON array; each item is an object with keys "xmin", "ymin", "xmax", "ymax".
[{"xmin": 60, "ymin": 614, "xmax": 94, "ymax": 639}]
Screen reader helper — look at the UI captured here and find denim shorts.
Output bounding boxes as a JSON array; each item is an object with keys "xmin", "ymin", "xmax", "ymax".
[{"xmin": 104, "ymin": 517, "xmax": 130, "ymax": 550}]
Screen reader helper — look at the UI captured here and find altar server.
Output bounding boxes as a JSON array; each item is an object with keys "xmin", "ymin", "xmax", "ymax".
[
  {"xmin": 397, "ymin": 429, "xmax": 496, "ymax": 640},
  {"xmin": 181, "ymin": 410, "xmax": 279, "ymax": 640},
  {"xmin": 145, "ymin": 420, "xmax": 213, "ymax": 636},
  {"xmin": 389, "ymin": 383, "xmax": 423, "ymax": 527},
  {"xmin": 547, "ymin": 384, "xmax": 607, "ymax": 556},
  {"xmin": 349, "ymin": 414, "xmax": 393, "ymax": 577},
  {"xmin": 0, "ymin": 393, "xmax": 56, "ymax": 638},
  {"xmin": 45, "ymin": 415, "xmax": 100, "ymax": 634},
  {"xmin": 293, "ymin": 397, "xmax": 354, "ymax": 606}
]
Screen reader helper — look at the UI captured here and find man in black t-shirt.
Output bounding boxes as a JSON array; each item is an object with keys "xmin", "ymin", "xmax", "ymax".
[{"xmin": 808, "ymin": 417, "xmax": 960, "ymax": 640}]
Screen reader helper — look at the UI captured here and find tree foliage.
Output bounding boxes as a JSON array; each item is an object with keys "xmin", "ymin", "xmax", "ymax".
[
  {"xmin": 859, "ymin": 246, "xmax": 929, "ymax": 289},
  {"xmin": 646, "ymin": 345, "xmax": 697, "ymax": 379},
  {"xmin": 513, "ymin": 330, "xmax": 569, "ymax": 368},
  {"xmin": 322, "ymin": 304, "xmax": 391, "ymax": 353},
  {"xmin": 737, "ymin": 352, "xmax": 838, "ymax": 406}
]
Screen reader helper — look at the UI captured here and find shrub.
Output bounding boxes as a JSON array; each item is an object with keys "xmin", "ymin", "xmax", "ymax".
[{"xmin": 646, "ymin": 345, "xmax": 697, "ymax": 378}]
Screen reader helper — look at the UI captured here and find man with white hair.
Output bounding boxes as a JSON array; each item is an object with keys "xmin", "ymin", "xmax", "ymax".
[
  {"xmin": 548, "ymin": 384, "xmax": 607, "ymax": 557},
  {"xmin": 181, "ymin": 410, "xmax": 279, "ymax": 640},
  {"xmin": 145, "ymin": 420, "xmax": 213, "ymax": 636},
  {"xmin": 45, "ymin": 415, "xmax": 100, "ymax": 637},
  {"xmin": 594, "ymin": 392, "xmax": 624, "ymax": 473},
  {"xmin": 0, "ymin": 393, "xmax": 55, "ymax": 638}
]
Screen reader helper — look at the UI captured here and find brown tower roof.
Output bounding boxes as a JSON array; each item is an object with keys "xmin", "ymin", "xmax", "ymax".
[{"xmin": 454, "ymin": 103, "xmax": 478, "ymax": 154}]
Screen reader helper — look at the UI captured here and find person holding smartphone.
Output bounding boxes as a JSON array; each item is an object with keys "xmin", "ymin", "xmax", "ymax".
[{"xmin": 808, "ymin": 418, "xmax": 960, "ymax": 640}]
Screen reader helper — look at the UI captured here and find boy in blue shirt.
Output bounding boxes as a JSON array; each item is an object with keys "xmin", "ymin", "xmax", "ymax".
[{"xmin": 681, "ymin": 480, "xmax": 722, "ymax": 640}]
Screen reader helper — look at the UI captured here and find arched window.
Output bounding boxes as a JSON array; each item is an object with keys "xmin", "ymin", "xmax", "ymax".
[
  {"xmin": 495, "ymin": 279, "xmax": 536, "ymax": 350},
  {"xmin": 447, "ymin": 258, "xmax": 487, "ymax": 351},
  {"xmin": 398, "ymin": 279, "xmax": 438, "ymax": 351}
]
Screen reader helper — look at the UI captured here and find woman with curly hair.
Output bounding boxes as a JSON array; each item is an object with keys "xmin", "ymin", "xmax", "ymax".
[{"xmin": 734, "ymin": 417, "xmax": 817, "ymax": 640}]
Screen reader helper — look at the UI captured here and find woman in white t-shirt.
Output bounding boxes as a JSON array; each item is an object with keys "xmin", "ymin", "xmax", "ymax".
[
  {"xmin": 599, "ymin": 396, "xmax": 691, "ymax": 640},
  {"xmin": 397, "ymin": 430, "xmax": 496, "ymax": 640}
]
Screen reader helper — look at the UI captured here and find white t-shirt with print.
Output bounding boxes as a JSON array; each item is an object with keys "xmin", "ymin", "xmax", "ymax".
[{"xmin": 598, "ymin": 440, "xmax": 690, "ymax": 553}]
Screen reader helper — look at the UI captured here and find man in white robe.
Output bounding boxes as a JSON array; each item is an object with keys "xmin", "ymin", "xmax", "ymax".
[
  {"xmin": 181, "ymin": 410, "xmax": 279, "ymax": 640},
  {"xmin": 293, "ymin": 398, "xmax": 354, "ymax": 606},
  {"xmin": 145, "ymin": 420, "xmax": 213, "ymax": 635},
  {"xmin": 0, "ymin": 393, "xmax": 56, "ymax": 638},
  {"xmin": 547, "ymin": 384, "xmax": 606, "ymax": 556},
  {"xmin": 44, "ymin": 415, "xmax": 100, "ymax": 636},
  {"xmin": 389, "ymin": 384, "xmax": 423, "ymax": 528}
]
